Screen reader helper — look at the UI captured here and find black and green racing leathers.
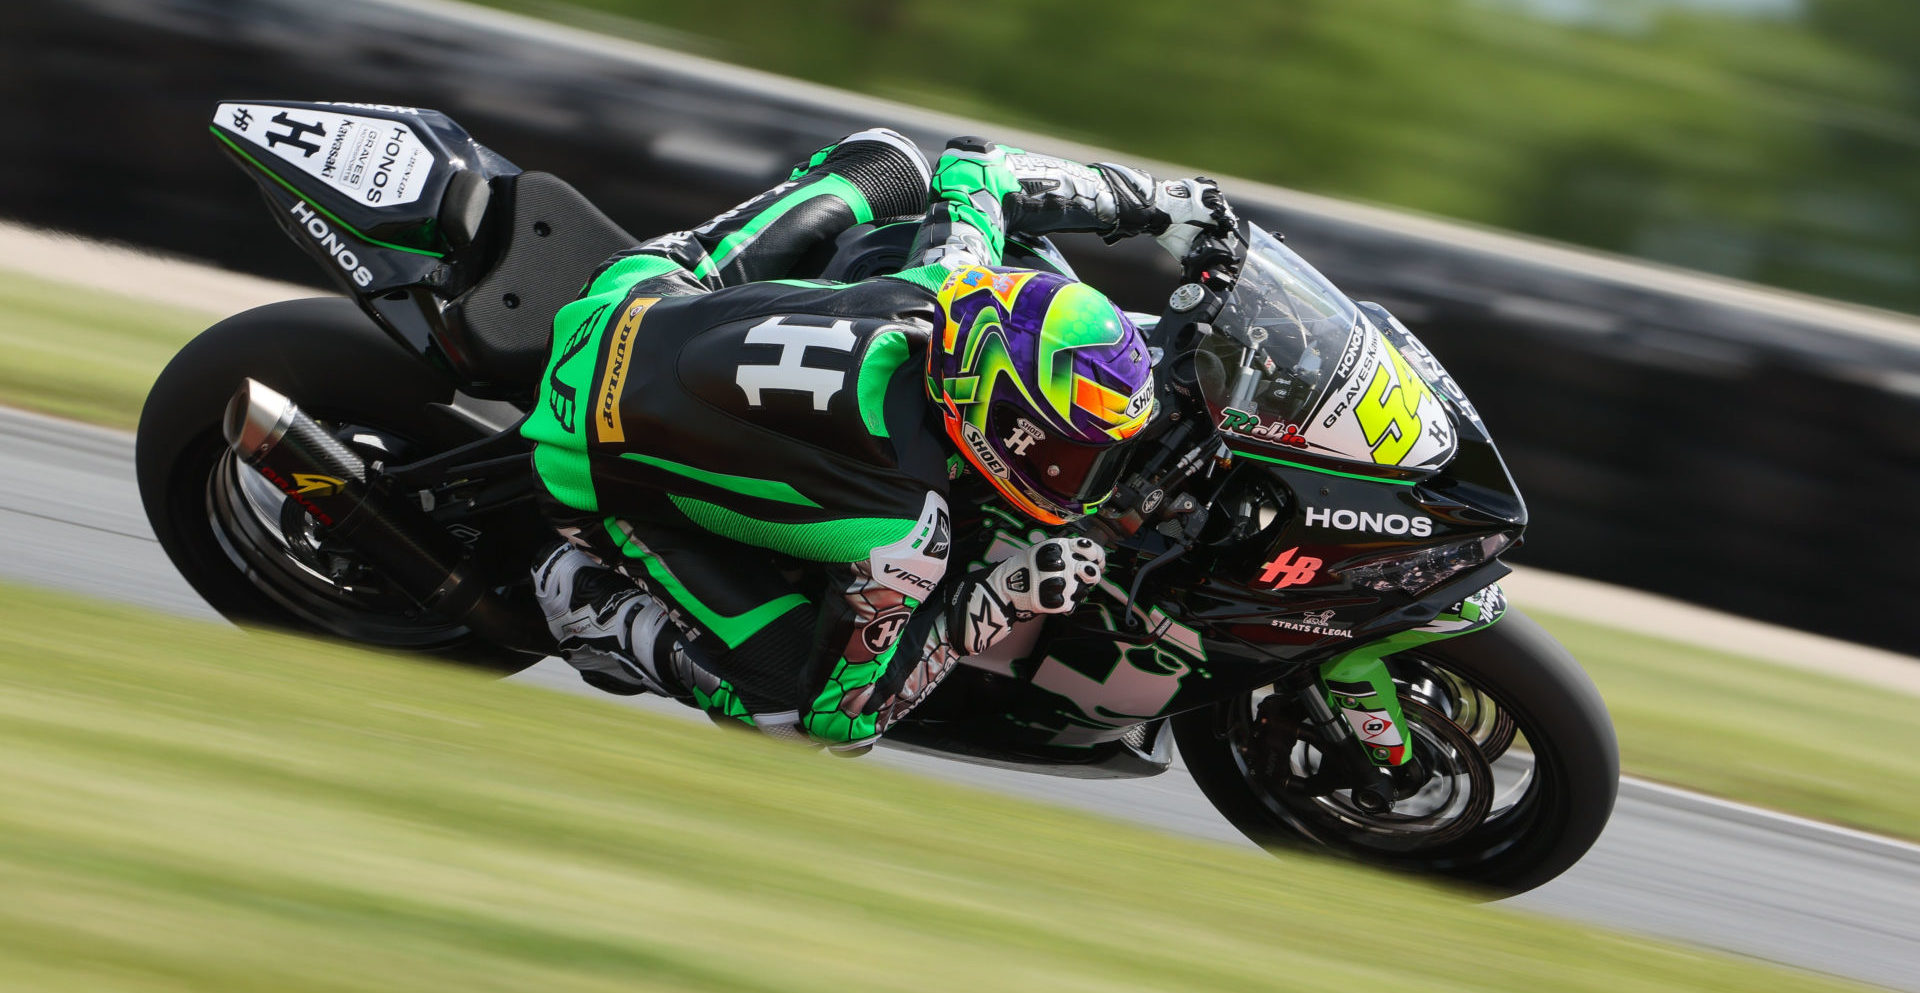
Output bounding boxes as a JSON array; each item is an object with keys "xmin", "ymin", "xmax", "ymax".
[{"xmin": 520, "ymin": 129, "xmax": 1156, "ymax": 749}]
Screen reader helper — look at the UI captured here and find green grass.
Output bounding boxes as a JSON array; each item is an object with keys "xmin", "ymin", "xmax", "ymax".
[
  {"xmin": 0, "ymin": 270, "xmax": 213, "ymax": 430},
  {"xmin": 0, "ymin": 583, "xmax": 1880, "ymax": 992},
  {"xmin": 4, "ymin": 262, "xmax": 1915, "ymax": 840},
  {"xmin": 1530, "ymin": 610, "xmax": 1920, "ymax": 840}
]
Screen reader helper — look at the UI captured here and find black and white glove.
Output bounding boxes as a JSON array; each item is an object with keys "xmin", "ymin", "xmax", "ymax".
[
  {"xmin": 951, "ymin": 537, "xmax": 1107, "ymax": 655},
  {"xmin": 1151, "ymin": 176, "xmax": 1237, "ymax": 262},
  {"xmin": 1094, "ymin": 164, "xmax": 1237, "ymax": 261}
]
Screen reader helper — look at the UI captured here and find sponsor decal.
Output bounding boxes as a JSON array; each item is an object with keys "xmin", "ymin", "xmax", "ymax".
[
  {"xmin": 316, "ymin": 101, "xmax": 423, "ymax": 115},
  {"xmin": 291, "ymin": 473, "xmax": 347, "ymax": 496},
  {"xmin": 1123, "ymin": 381, "xmax": 1154, "ymax": 419},
  {"xmin": 546, "ymin": 304, "xmax": 605, "ymax": 433},
  {"xmin": 1218, "ymin": 407, "xmax": 1307, "ymax": 448},
  {"xmin": 264, "ymin": 111, "xmax": 326, "ymax": 157},
  {"xmin": 218, "ymin": 102, "xmax": 435, "ymax": 207},
  {"xmin": 881, "ymin": 563, "xmax": 936, "ymax": 592},
  {"xmin": 1304, "ymin": 506, "xmax": 1433, "ymax": 538},
  {"xmin": 862, "ymin": 606, "xmax": 912, "ymax": 654},
  {"xmin": 924, "ymin": 508, "xmax": 951, "ymax": 559},
  {"xmin": 1257, "ymin": 547, "xmax": 1322, "ymax": 589},
  {"xmin": 734, "ymin": 315, "xmax": 857, "ymax": 410},
  {"xmin": 1268, "ymin": 607, "xmax": 1352, "ymax": 638},
  {"xmin": 960, "ymin": 421, "xmax": 1010, "ymax": 479},
  {"xmin": 255, "ymin": 465, "xmax": 335, "ymax": 527},
  {"xmin": 287, "ymin": 201, "xmax": 373, "ymax": 288},
  {"xmin": 593, "ymin": 297, "xmax": 659, "ymax": 443},
  {"xmin": 1005, "ymin": 417, "xmax": 1044, "ymax": 456},
  {"xmin": 1340, "ymin": 706, "xmax": 1404, "ymax": 748}
]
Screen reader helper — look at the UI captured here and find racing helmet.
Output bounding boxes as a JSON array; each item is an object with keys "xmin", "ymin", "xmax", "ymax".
[{"xmin": 928, "ymin": 266, "xmax": 1156, "ymax": 525}]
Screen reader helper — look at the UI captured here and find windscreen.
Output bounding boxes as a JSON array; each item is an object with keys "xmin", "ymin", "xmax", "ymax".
[{"xmin": 1196, "ymin": 224, "xmax": 1456, "ymax": 471}]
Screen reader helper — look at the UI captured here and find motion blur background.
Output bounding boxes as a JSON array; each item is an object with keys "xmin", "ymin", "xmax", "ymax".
[{"xmin": 2, "ymin": 0, "xmax": 1916, "ymax": 651}]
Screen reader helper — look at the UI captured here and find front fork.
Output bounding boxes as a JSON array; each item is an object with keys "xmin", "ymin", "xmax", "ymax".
[{"xmin": 1301, "ymin": 584, "xmax": 1510, "ymax": 806}]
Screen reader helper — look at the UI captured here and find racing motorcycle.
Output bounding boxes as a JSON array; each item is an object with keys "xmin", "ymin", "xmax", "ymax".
[{"xmin": 137, "ymin": 100, "xmax": 1618, "ymax": 895}]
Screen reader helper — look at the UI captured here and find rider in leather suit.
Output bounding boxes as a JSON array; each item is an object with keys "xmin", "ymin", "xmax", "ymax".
[{"xmin": 520, "ymin": 127, "xmax": 1234, "ymax": 751}]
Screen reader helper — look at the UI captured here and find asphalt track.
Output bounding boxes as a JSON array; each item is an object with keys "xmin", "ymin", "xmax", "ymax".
[{"xmin": 3, "ymin": 405, "xmax": 1917, "ymax": 990}]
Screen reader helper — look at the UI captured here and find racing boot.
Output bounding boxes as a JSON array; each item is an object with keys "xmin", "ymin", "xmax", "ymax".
[{"xmin": 531, "ymin": 542, "xmax": 696, "ymax": 702}]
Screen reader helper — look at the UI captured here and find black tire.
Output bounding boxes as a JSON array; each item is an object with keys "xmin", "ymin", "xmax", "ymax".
[
  {"xmin": 135, "ymin": 297, "xmax": 529, "ymax": 671},
  {"xmin": 1174, "ymin": 608, "xmax": 1618, "ymax": 895}
]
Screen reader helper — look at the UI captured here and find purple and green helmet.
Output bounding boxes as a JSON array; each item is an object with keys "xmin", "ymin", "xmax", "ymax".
[{"xmin": 928, "ymin": 266, "xmax": 1156, "ymax": 524}]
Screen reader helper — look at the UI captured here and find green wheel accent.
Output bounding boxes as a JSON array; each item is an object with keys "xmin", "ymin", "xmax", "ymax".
[
  {"xmin": 208, "ymin": 128, "xmax": 445, "ymax": 259},
  {"xmin": 1315, "ymin": 594, "xmax": 1508, "ymax": 767},
  {"xmin": 1230, "ymin": 448, "xmax": 1420, "ymax": 486},
  {"xmin": 604, "ymin": 520, "xmax": 808, "ymax": 650},
  {"xmin": 619, "ymin": 453, "xmax": 821, "ymax": 508},
  {"xmin": 694, "ymin": 174, "xmax": 873, "ymax": 280},
  {"xmin": 855, "ymin": 330, "xmax": 911, "ymax": 439},
  {"xmin": 666, "ymin": 496, "xmax": 916, "ymax": 563}
]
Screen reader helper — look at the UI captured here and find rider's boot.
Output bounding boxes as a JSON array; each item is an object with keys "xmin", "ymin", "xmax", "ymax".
[{"xmin": 532, "ymin": 542, "xmax": 696, "ymax": 702}]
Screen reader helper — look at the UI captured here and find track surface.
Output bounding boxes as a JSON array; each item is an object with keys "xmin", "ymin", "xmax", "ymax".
[{"xmin": 4, "ymin": 406, "xmax": 1917, "ymax": 990}]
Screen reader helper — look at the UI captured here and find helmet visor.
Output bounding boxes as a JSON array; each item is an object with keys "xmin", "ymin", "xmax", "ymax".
[{"xmin": 987, "ymin": 401, "xmax": 1134, "ymax": 510}]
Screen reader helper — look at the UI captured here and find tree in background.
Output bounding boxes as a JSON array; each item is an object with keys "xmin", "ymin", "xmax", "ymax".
[{"xmin": 514, "ymin": 0, "xmax": 1918, "ymax": 311}]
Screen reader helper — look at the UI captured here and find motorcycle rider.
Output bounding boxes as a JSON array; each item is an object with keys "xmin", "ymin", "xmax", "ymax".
[{"xmin": 521, "ymin": 127, "xmax": 1235, "ymax": 750}]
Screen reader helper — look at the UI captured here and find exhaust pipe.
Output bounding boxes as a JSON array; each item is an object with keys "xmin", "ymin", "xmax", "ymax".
[{"xmin": 223, "ymin": 379, "xmax": 545, "ymax": 652}]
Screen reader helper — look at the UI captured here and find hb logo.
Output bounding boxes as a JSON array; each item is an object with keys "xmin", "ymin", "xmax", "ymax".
[{"xmin": 1257, "ymin": 547, "xmax": 1322, "ymax": 589}]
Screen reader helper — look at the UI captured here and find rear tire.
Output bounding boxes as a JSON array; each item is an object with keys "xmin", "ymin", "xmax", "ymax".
[
  {"xmin": 1174, "ymin": 609, "xmax": 1618, "ymax": 895},
  {"xmin": 135, "ymin": 297, "xmax": 531, "ymax": 671}
]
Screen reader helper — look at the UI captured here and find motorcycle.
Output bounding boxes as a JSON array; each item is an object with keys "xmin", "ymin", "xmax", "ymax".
[{"xmin": 138, "ymin": 100, "xmax": 1618, "ymax": 895}]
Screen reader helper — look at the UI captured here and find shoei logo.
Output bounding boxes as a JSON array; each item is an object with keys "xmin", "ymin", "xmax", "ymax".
[
  {"xmin": 1304, "ymin": 506, "xmax": 1433, "ymax": 538},
  {"xmin": 960, "ymin": 422, "xmax": 1010, "ymax": 478},
  {"xmin": 1257, "ymin": 548, "xmax": 1321, "ymax": 590}
]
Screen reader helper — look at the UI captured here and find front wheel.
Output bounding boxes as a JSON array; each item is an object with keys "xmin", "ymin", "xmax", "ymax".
[{"xmin": 1174, "ymin": 609, "xmax": 1618, "ymax": 895}]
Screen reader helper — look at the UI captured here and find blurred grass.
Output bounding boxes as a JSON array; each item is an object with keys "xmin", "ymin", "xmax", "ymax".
[
  {"xmin": 3, "ymin": 261, "xmax": 1918, "ymax": 841},
  {"xmin": 0, "ymin": 270, "xmax": 210, "ymax": 430},
  {"xmin": 1530, "ymin": 610, "xmax": 1920, "ymax": 840},
  {"xmin": 0, "ymin": 582, "xmax": 1881, "ymax": 992}
]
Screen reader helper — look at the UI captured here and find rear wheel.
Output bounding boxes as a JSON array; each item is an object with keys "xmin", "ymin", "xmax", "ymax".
[
  {"xmin": 135, "ymin": 298, "xmax": 532, "ymax": 671},
  {"xmin": 1174, "ymin": 609, "xmax": 1617, "ymax": 895}
]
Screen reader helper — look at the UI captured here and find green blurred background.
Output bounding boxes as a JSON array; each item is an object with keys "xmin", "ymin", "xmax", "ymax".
[{"xmin": 497, "ymin": 0, "xmax": 1920, "ymax": 313}]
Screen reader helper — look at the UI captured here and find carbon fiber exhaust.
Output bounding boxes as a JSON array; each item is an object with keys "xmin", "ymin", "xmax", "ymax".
[{"xmin": 222, "ymin": 378, "xmax": 545, "ymax": 651}]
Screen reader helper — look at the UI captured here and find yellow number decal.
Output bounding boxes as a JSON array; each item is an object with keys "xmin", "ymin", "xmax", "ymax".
[{"xmin": 1355, "ymin": 345, "xmax": 1430, "ymax": 465}]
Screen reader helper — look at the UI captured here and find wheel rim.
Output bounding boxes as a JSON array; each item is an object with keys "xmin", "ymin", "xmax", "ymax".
[
  {"xmin": 1227, "ymin": 657, "xmax": 1556, "ymax": 870},
  {"xmin": 202, "ymin": 423, "xmax": 472, "ymax": 649}
]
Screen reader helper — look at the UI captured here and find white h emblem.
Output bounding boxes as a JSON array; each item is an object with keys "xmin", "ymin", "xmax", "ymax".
[{"xmin": 734, "ymin": 315, "xmax": 857, "ymax": 411}]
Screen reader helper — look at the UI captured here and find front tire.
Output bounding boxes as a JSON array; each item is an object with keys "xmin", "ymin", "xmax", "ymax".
[
  {"xmin": 135, "ymin": 297, "xmax": 529, "ymax": 671},
  {"xmin": 1174, "ymin": 608, "xmax": 1618, "ymax": 895}
]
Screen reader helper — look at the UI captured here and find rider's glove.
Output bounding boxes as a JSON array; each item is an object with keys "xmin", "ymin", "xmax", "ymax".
[
  {"xmin": 1150, "ymin": 176, "xmax": 1237, "ymax": 262},
  {"xmin": 1094, "ymin": 164, "xmax": 1237, "ymax": 262},
  {"xmin": 951, "ymin": 537, "xmax": 1107, "ymax": 655}
]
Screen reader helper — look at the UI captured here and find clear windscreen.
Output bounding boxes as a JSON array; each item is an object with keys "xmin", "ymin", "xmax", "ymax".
[
  {"xmin": 1193, "ymin": 224, "xmax": 1459, "ymax": 471},
  {"xmin": 1194, "ymin": 224, "xmax": 1360, "ymax": 431}
]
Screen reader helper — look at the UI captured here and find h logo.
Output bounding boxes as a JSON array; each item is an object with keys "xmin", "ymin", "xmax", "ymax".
[{"xmin": 735, "ymin": 316, "xmax": 856, "ymax": 411}]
